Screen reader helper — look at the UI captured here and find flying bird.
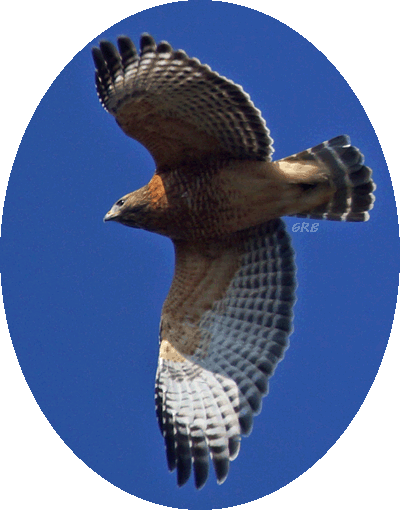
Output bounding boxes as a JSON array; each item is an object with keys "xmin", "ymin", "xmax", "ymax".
[{"xmin": 92, "ymin": 33, "xmax": 375, "ymax": 489}]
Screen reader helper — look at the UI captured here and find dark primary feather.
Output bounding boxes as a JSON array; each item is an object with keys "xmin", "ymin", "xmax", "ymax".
[{"xmin": 91, "ymin": 33, "xmax": 274, "ymax": 166}]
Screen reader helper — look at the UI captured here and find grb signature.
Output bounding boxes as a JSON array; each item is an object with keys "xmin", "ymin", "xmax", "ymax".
[{"xmin": 292, "ymin": 222, "xmax": 319, "ymax": 233}]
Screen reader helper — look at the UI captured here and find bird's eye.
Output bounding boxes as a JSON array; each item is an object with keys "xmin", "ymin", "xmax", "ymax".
[{"xmin": 116, "ymin": 199, "xmax": 125, "ymax": 207}]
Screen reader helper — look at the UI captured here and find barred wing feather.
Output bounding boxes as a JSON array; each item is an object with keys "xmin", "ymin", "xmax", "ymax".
[
  {"xmin": 92, "ymin": 33, "xmax": 273, "ymax": 169},
  {"xmin": 155, "ymin": 219, "xmax": 296, "ymax": 488}
]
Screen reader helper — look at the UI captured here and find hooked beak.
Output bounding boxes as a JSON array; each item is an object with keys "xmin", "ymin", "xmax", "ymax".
[{"xmin": 103, "ymin": 208, "xmax": 119, "ymax": 222}]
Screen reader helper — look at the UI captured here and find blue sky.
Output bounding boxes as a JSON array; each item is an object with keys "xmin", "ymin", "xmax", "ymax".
[{"xmin": 1, "ymin": 2, "xmax": 399, "ymax": 509}]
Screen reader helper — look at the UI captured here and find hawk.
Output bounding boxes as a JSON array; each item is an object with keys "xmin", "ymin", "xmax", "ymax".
[{"xmin": 92, "ymin": 33, "xmax": 375, "ymax": 489}]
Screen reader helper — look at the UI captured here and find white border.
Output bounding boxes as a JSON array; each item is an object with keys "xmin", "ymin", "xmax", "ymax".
[{"xmin": 1, "ymin": 2, "xmax": 398, "ymax": 509}]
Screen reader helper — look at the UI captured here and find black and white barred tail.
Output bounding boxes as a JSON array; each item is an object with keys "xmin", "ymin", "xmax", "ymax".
[{"xmin": 287, "ymin": 135, "xmax": 376, "ymax": 222}]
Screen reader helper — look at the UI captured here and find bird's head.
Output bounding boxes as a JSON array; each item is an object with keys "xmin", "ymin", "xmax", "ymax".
[{"xmin": 103, "ymin": 186, "xmax": 152, "ymax": 230}]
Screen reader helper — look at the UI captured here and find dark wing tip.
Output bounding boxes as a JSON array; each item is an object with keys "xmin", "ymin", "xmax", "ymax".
[
  {"xmin": 117, "ymin": 35, "xmax": 135, "ymax": 50},
  {"xmin": 213, "ymin": 456, "xmax": 230, "ymax": 485},
  {"xmin": 176, "ymin": 427, "xmax": 192, "ymax": 487},
  {"xmin": 228, "ymin": 435, "xmax": 241, "ymax": 460},
  {"xmin": 97, "ymin": 41, "xmax": 121, "ymax": 78},
  {"xmin": 191, "ymin": 430, "xmax": 210, "ymax": 489},
  {"xmin": 91, "ymin": 46, "xmax": 106, "ymax": 71},
  {"xmin": 140, "ymin": 33, "xmax": 157, "ymax": 54},
  {"xmin": 173, "ymin": 49, "xmax": 188, "ymax": 60},
  {"xmin": 157, "ymin": 40, "xmax": 173, "ymax": 53},
  {"xmin": 177, "ymin": 459, "xmax": 192, "ymax": 487},
  {"xmin": 99, "ymin": 40, "xmax": 119, "ymax": 58},
  {"xmin": 193, "ymin": 459, "xmax": 209, "ymax": 490},
  {"xmin": 164, "ymin": 432, "xmax": 177, "ymax": 472},
  {"xmin": 238, "ymin": 408, "xmax": 253, "ymax": 436},
  {"xmin": 117, "ymin": 35, "xmax": 135, "ymax": 48},
  {"xmin": 117, "ymin": 36, "xmax": 139, "ymax": 68}
]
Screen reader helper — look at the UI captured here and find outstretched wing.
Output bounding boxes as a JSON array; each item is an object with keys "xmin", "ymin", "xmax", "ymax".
[
  {"xmin": 155, "ymin": 219, "xmax": 296, "ymax": 488},
  {"xmin": 92, "ymin": 34, "xmax": 273, "ymax": 170}
]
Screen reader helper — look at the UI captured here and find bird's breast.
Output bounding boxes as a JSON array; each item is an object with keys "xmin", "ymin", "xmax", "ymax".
[
  {"xmin": 147, "ymin": 169, "xmax": 236, "ymax": 240},
  {"xmin": 145, "ymin": 160, "xmax": 297, "ymax": 240}
]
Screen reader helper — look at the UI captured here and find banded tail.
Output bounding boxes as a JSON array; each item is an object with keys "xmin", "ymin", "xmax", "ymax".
[{"xmin": 283, "ymin": 135, "xmax": 376, "ymax": 222}]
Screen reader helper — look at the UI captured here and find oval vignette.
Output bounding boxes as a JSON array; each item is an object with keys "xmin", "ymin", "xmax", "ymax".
[{"xmin": 1, "ymin": 2, "xmax": 399, "ymax": 510}]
